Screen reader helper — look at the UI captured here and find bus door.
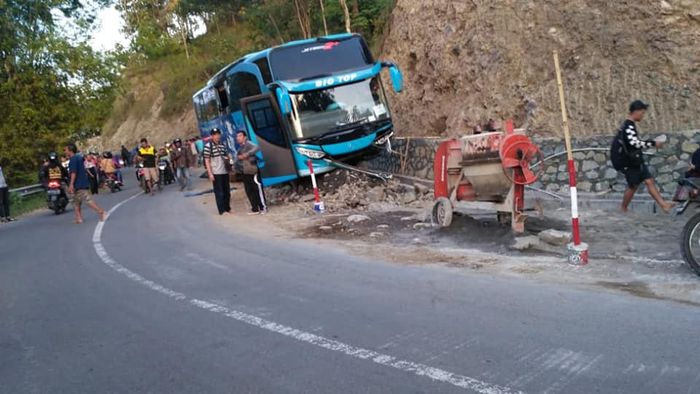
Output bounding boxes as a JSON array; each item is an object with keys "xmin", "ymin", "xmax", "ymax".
[{"xmin": 240, "ymin": 94, "xmax": 298, "ymax": 186}]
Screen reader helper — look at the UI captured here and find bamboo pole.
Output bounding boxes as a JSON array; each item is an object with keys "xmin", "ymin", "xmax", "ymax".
[{"xmin": 553, "ymin": 50, "xmax": 573, "ymax": 160}]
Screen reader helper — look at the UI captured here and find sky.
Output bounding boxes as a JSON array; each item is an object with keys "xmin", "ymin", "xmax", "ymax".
[{"xmin": 89, "ymin": 5, "xmax": 129, "ymax": 52}]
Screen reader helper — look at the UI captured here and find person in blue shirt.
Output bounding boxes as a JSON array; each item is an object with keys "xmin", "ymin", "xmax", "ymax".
[{"xmin": 64, "ymin": 143, "xmax": 106, "ymax": 224}]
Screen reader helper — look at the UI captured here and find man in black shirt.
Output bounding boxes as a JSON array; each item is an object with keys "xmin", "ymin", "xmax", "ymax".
[{"xmin": 619, "ymin": 100, "xmax": 674, "ymax": 213}]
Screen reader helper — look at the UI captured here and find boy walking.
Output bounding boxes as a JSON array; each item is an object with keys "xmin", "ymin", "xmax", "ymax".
[{"xmin": 615, "ymin": 100, "xmax": 674, "ymax": 213}]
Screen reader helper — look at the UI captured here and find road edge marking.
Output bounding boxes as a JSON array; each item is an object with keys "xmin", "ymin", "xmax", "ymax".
[{"xmin": 92, "ymin": 193, "xmax": 525, "ymax": 394}]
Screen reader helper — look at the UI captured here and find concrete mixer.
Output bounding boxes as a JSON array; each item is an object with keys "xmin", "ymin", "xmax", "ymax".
[{"xmin": 432, "ymin": 120, "xmax": 542, "ymax": 233}]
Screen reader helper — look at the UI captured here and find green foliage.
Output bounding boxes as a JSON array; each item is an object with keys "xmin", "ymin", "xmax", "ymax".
[
  {"xmin": 0, "ymin": 0, "xmax": 123, "ymax": 186},
  {"xmin": 9, "ymin": 191, "xmax": 47, "ymax": 217}
]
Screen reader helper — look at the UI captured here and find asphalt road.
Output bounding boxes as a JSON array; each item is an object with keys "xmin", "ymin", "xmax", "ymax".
[{"xmin": 2, "ymin": 180, "xmax": 700, "ymax": 394}]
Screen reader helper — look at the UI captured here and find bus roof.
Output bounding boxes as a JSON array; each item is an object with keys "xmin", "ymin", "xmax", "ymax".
[{"xmin": 199, "ymin": 33, "xmax": 359, "ymax": 92}]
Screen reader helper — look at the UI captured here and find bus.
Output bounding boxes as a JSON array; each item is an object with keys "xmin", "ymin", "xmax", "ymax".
[{"xmin": 192, "ymin": 33, "xmax": 403, "ymax": 186}]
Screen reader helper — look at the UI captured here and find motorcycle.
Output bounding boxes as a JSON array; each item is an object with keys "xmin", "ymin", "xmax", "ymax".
[
  {"xmin": 46, "ymin": 180, "xmax": 68, "ymax": 214},
  {"xmin": 104, "ymin": 172, "xmax": 122, "ymax": 193},
  {"xmin": 135, "ymin": 163, "xmax": 150, "ymax": 193},
  {"xmin": 676, "ymin": 178, "xmax": 700, "ymax": 276},
  {"xmin": 158, "ymin": 160, "xmax": 174, "ymax": 186}
]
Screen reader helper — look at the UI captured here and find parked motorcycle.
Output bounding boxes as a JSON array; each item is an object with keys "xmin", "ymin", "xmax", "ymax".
[
  {"xmin": 675, "ymin": 179, "xmax": 700, "ymax": 276},
  {"xmin": 46, "ymin": 180, "xmax": 68, "ymax": 214}
]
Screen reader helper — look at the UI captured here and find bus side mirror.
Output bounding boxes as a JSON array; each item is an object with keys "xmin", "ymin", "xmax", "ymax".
[
  {"xmin": 276, "ymin": 87, "xmax": 292, "ymax": 115},
  {"xmin": 381, "ymin": 62, "xmax": 403, "ymax": 93}
]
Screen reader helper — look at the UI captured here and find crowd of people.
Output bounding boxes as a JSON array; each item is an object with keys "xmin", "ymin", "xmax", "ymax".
[{"xmin": 3, "ymin": 130, "xmax": 266, "ymax": 224}]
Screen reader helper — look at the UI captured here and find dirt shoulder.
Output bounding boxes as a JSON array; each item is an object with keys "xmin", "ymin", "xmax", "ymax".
[{"xmin": 188, "ymin": 172, "xmax": 700, "ymax": 307}]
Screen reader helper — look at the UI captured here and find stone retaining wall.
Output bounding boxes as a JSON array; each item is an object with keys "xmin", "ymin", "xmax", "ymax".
[{"xmin": 362, "ymin": 130, "xmax": 700, "ymax": 195}]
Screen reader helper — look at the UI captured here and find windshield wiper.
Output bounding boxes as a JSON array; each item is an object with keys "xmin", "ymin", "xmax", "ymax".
[
  {"xmin": 304, "ymin": 121, "xmax": 373, "ymax": 143},
  {"xmin": 331, "ymin": 119, "xmax": 369, "ymax": 131}
]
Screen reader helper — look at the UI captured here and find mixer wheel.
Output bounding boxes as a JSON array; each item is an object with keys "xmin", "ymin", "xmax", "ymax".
[{"xmin": 432, "ymin": 197, "xmax": 454, "ymax": 228}]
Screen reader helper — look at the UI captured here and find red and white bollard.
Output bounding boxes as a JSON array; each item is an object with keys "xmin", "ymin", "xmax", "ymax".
[
  {"xmin": 307, "ymin": 160, "xmax": 325, "ymax": 213},
  {"xmin": 566, "ymin": 159, "xmax": 588, "ymax": 265}
]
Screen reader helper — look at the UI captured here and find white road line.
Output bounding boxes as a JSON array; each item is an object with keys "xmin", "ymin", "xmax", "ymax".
[{"xmin": 92, "ymin": 193, "xmax": 525, "ymax": 394}]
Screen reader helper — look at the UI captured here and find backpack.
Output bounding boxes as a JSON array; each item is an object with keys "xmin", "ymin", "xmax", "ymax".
[
  {"xmin": 610, "ymin": 128, "xmax": 627, "ymax": 171},
  {"xmin": 610, "ymin": 125, "xmax": 644, "ymax": 171}
]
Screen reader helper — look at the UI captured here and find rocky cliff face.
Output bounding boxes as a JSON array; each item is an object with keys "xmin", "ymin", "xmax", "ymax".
[
  {"xmin": 382, "ymin": 0, "xmax": 700, "ymax": 137},
  {"xmin": 100, "ymin": 75, "xmax": 197, "ymax": 151}
]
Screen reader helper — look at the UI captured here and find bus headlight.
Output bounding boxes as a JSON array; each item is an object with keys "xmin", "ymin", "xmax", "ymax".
[
  {"xmin": 295, "ymin": 147, "xmax": 326, "ymax": 159},
  {"xmin": 374, "ymin": 132, "xmax": 394, "ymax": 145}
]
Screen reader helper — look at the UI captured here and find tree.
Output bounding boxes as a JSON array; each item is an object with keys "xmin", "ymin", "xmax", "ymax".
[
  {"xmin": 0, "ymin": 0, "xmax": 122, "ymax": 185},
  {"xmin": 339, "ymin": 0, "xmax": 351, "ymax": 33},
  {"xmin": 319, "ymin": 0, "xmax": 328, "ymax": 35}
]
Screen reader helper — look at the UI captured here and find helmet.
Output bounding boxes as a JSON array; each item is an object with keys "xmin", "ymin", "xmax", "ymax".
[
  {"xmin": 48, "ymin": 152, "xmax": 58, "ymax": 161},
  {"xmin": 211, "ymin": 128, "xmax": 222, "ymax": 135},
  {"xmin": 174, "ymin": 138, "xmax": 182, "ymax": 144}
]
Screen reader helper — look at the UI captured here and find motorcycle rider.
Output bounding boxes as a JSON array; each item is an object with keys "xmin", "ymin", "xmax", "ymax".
[
  {"xmin": 157, "ymin": 146, "xmax": 174, "ymax": 185},
  {"xmin": 100, "ymin": 152, "xmax": 117, "ymax": 184},
  {"xmin": 42, "ymin": 152, "xmax": 70, "ymax": 211},
  {"xmin": 135, "ymin": 138, "xmax": 158, "ymax": 196},
  {"xmin": 41, "ymin": 152, "xmax": 69, "ymax": 188}
]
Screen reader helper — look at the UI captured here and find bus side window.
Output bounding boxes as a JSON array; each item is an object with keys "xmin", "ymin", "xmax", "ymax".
[
  {"xmin": 216, "ymin": 84, "xmax": 229, "ymax": 112},
  {"xmin": 204, "ymin": 90, "xmax": 219, "ymax": 120},
  {"xmin": 227, "ymin": 72, "xmax": 262, "ymax": 112},
  {"xmin": 193, "ymin": 95, "xmax": 205, "ymax": 122},
  {"xmin": 254, "ymin": 58, "xmax": 273, "ymax": 85}
]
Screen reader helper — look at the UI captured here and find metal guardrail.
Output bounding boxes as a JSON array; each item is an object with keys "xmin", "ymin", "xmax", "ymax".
[{"xmin": 10, "ymin": 184, "xmax": 45, "ymax": 198}]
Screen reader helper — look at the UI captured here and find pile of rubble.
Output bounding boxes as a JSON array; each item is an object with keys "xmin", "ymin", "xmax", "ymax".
[{"xmin": 265, "ymin": 169, "xmax": 433, "ymax": 213}]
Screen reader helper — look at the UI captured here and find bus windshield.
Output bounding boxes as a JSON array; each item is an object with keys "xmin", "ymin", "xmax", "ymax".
[
  {"xmin": 291, "ymin": 76, "xmax": 390, "ymax": 140},
  {"xmin": 269, "ymin": 36, "xmax": 373, "ymax": 82}
]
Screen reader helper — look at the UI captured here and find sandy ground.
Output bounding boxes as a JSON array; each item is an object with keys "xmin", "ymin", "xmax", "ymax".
[{"xmin": 186, "ymin": 176, "xmax": 700, "ymax": 307}]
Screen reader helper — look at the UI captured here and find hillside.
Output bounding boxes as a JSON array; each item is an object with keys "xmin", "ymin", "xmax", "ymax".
[
  {"xmin": 382, "ymin": 0, "xmax": 700, "ymax": 137},
  {"xmin": 101, "ymin": 0, "xmax": 700, "ymax": 151}
]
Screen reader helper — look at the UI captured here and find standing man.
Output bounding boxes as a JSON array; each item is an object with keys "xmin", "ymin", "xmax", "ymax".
[
  {"xmin": 0, "ymin": 158, "xmax": 15, "ymax": 223},
  {"xmin": 236, "ymin": 130, "xmax": 267, "ymax": 215},
  {"xmin": 84, "ymin": 152, "xmax": 99, "ymax": 195},
  {"xmin": 136, "ymin": 138, "xmax": 158, "ymax": 195},
  {"xmin": 188, "ymin": 138, "xmax": 198, "ymax": 167},
  {"xmin": 203, "ymin": 128, "xmax": 231, "ymax": 215},
  {"xmin": 616, "ymin": 100, "xmax": 674, "ymax": 213},
  {"xmin": 195, "ymin": 137, "xmax": 205, "ymax": 167},
  {"xmin": 121, "ymin": 145, "xmax": 131, "ymax": 166},
  {"xmin": 64, "ymin": 143, "xmax": 106, "ymax": 224},
  {"xmin": 171, "ymin": 138, "xmax": 194, "ymax": 191}
]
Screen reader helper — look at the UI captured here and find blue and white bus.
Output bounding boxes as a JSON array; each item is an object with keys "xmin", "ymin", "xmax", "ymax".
[{"xmin": 192, "ymin": 33, "xmax": 403, "ymax": 186}]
